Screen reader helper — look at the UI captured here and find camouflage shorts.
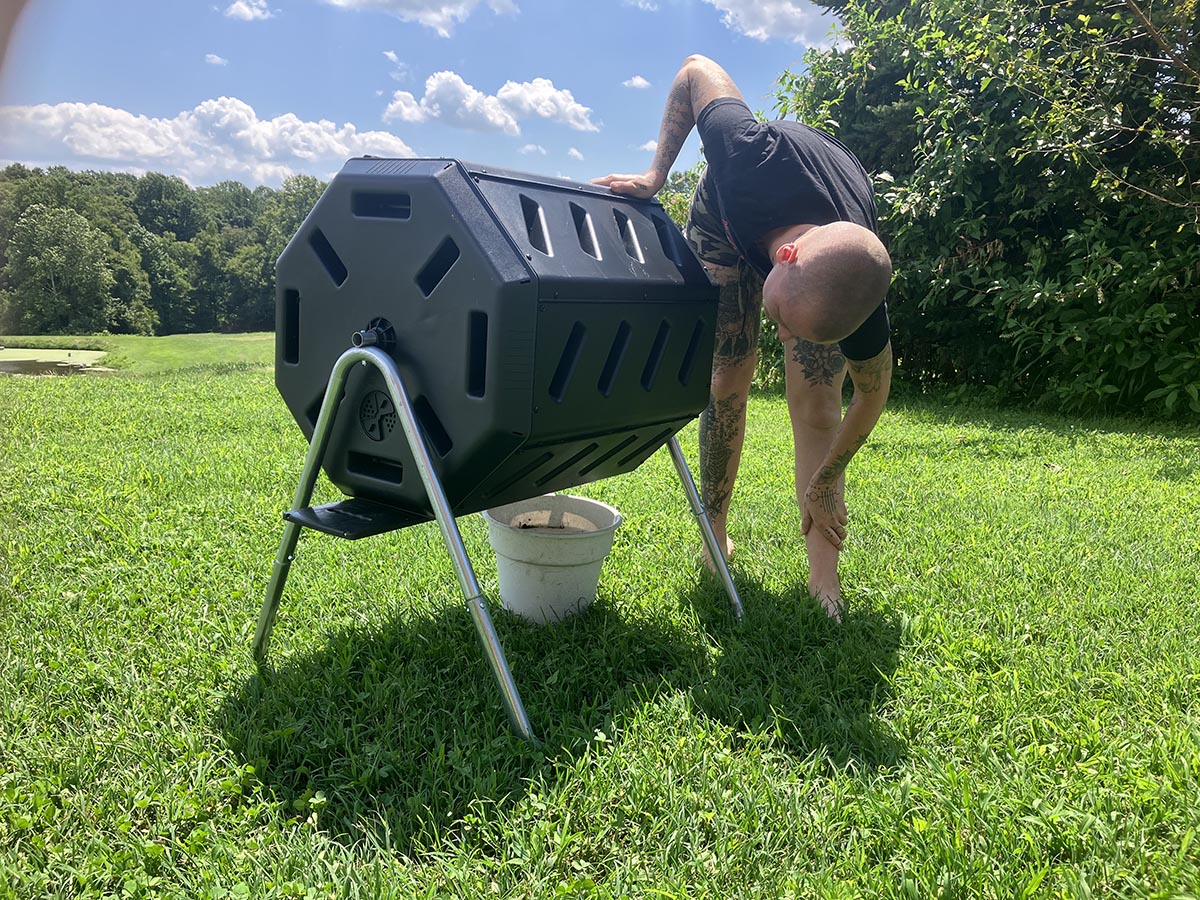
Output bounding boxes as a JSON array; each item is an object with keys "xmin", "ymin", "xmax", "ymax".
[
  {"xmin": 684, "ymin": 169, "xmax": 764, "ymax": 363},
  {"xmin": 684, "ymin": 169, "xmax": 764, "ymax": 364},
  {"xmin": 684, "ymin": 168, "xmax": 742, "ymax": 269}
]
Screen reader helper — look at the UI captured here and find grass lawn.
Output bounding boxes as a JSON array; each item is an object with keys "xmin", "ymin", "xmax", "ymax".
[{"xmin": 1, "ymin": 334, "xmax": 1198, "ymax": 898}]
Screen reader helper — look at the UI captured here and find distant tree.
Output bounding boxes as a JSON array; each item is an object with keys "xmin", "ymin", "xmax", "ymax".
[
  {"xmin": 195, "ymin": 180, "xmax": 267, "ymax": 231},
  {"xmin": 130, "ymin": 225, "xmax": 197, "ymax": 334},
  {"xmin": 222, "ymin": 239, "xmax": 272, "ymax": 331},
  {"xmin": 3, "ymin": 203, "xmax": 115, "ymax": 334},
  {"xmin": 133, "ymin": 172, "xmax": 207, "ymax": 242}
]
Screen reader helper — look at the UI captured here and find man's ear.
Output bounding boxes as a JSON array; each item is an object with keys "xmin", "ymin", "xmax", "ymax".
[{"xmin": 776, "ymin": 242, "xmax": 798, "ymax": 264}]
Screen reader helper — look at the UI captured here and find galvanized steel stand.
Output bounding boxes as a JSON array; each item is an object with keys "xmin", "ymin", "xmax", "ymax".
[
  {"xmin": 253, "ymin": 345, "xmax": 536, "ymax": 743},
  {"xmin": 253, "ymin": 345, "xmax": 744, "ymax": 744}
]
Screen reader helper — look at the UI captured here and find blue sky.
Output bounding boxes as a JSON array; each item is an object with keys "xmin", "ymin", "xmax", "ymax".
[{"xmin": 0, "ymin": 0, "xmax": 840, "ymax": 187}]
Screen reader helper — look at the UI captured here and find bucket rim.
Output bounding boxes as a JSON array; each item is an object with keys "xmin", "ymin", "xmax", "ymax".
[{"xmin": 481, "ymin": 493, "xmax": 623, "ymax": 533}]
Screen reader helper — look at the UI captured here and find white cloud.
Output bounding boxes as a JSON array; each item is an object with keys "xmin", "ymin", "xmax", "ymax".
[
  {"xmin": 624, "ymin": 0, "xmax": 658, "ymax": 10},
  {"xmin": 382, "ymin": 50, "xmax": 409, "ymax": 81},
  {"xmin": 224, "ymin": 0, "xmax": 274, "ymax": 20},
  {"xmin": 567, "ymin": 147, "xmax": 583, "ymax": 160},
  {"xmin": 519, "ymin": 143, "xmax": 546, "ymax": 155},
  {"xmin": 701, "ymin": 0, "xmax": 835, "ymax": 45},
  {"xmin": 384, "ymin": 71, "xmax": 597, "ymax": 135},
  {"xmin": 320, "ymin": 0, "xmax": 518, "ymax": 38},
  {"xmin": 0, "ymin": 98, "xmax": 415, "ymax": 186},
  {"xmin": 495, "ymin": 79, "xmax": 598, "ymax": 131},
  {"xmin": 623, "ymin": 75, "xmax": 651, "ymax": 89},
  {"xmin": 386, "ymin": 71, "xmax": 519, "ymax": 134},
  {"xmin": 639, "ymin": 139, "xmax": 657, "ymax": 152},
  {"xmin": 206, "ymin": 54, "xmax": 229, "ymax": 66}
]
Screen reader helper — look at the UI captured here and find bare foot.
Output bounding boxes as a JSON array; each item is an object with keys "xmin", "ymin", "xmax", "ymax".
[
  {"xmin": 811, "ymin": 589, "xmax": 845, "ymax": 622},
  {"xmin": 808, "ymin": 571, "xmax": 844, "ymax": 622},
  {"xmin": 701, "ymin": 534, "xmax": 734, "ymax": 574}
]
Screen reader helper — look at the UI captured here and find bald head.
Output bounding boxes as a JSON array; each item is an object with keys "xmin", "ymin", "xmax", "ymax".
[{"xmin": 762, "ymin": 222, "xmax": 892, "ymax": 345}]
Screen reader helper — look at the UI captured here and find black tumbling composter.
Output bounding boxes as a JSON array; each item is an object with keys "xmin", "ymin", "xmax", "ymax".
[
  {"xmin": 256, "ymin": 158, "xmax": 743, "ymax": 742},
  {"xmin": 276, "ymin": 157, "xmax": 716, "ymax": 519}
]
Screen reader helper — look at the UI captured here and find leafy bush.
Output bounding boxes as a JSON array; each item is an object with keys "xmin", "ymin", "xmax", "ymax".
[{"xmin": 773, "ymin": 0, "xmax": 1200, "ymax": 417}]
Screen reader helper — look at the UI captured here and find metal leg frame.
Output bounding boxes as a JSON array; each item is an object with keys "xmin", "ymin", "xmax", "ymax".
[
  {"xmin": 666, "ymin": 435, "xmax": 745, "ymax": 621},
  {"xmin": 252, "ymin": 346, "xmax": 536, "ymax": 743}
]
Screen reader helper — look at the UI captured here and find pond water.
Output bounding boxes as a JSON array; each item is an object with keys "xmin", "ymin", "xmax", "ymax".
[{"xmin": 0, "ymin": 348, "xmax": 108, "ymax": 376}]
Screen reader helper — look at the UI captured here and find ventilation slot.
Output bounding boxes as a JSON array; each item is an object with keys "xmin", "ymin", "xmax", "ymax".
[
  {"xmin": 618, "ymin": 428, "xmax": 674, "ymax": 467},
  {"xmin": 467, "ymin": 311, "xmax": 488, "ymax": 399},
  {"xmin": 571, "ymin": 202, "xmax": 601, "ymax": 260},
  {"xmin": 641, "ymin": 321, "xmax": 671, "ymax": 391},
  {"xmin": 413, "ymin": 396, "xmax": 453, "ymax": 456},
  {"xmin": 598, "ymin": 321, "xmax": 631, "ymax": 397},
  {"xmin": 309, "ymin": 229, "xmax": 348, "ymax": 286},
  {"xmin": 520, "ymin": 194, "xmax": 553, "ymax": 256},
  {"xmin": 352, "ymin": 191, "xmax": 412, "ymax": 219},
  {"xmin": 614, "ymin": 210, "xmax": 644, "ymax": 263},
  {"xmin": 678, "ymin": 318, "xmax": 706, "ymax": 386},
  {"xmin": 579, "ymin": 435, "xmax": 638, "ymax": 476},
  {"xmin": 282, "ymin": 289, "xmax": 300, "ymax": 365},
  {"xmin": 491, "ymin": 452, "xmax": 554, "ymax": 497},
  {"xmin": 415, "ymin": 237, "xmax": 460, "ymax": 297},
  {"xmin": 347, "ymin": 452, "xmax": 404, "ymax": 484},
  {"xmin": 549, "ymin": 322, "xmax": 586, "ymax": 403},
  {"xmin": 653, "ymin": 215, "xmax": 684, "ymax": 266},
  {"xmin": 536, "ymin": 443, "xmax": 600, "ymax": 487}
]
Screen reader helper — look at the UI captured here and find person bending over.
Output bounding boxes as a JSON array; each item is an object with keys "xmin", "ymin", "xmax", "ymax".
[{"xmin": 593, "ymin": 54, "xmax": 893, "ymax": 620}]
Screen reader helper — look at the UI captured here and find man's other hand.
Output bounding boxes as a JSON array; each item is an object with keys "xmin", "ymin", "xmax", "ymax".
[{"xmin": 802, "ymin": 479, "xmax": 848, "ymax": 551}]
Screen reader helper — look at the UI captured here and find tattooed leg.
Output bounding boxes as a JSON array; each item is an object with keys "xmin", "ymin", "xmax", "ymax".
[
  {"xmin": 697, "ymin": 263, "xmax": 760, "ymax": 571},
  {"xmin": 785, "ymin": 338, "xmax": 848, "ymax": 617}
]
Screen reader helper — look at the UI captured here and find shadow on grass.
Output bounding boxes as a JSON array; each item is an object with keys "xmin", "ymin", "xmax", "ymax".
[
  {"xmin": 220, "ymin": 593, "xmax": 703, "ymax": 852},
  {"xmin": 685, "ymin": 569, "xmax": 906, "ymax": 771},
  {"xmin": 221, "ymin": 569, "xmax": 904, "ymax": 853}
]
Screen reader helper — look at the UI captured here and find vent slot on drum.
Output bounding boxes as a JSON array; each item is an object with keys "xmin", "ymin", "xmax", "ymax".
[
  {"xmin": 598, "ymin": 321, "xmax": 631, "ymax": 397},
  {"xmin": 309, "ymin": 228, "xmax": 348, "ymax": 286},
  {"xmin": 578, "ymin": 435, "xmax": 638, "ymax": 477},
  {"xmin": 282, "ymin": 289, "xmax": 300, "ymax": 365},
  {"xmin": 352, "ymin": 192, "xmax": 412, "ymax": 219},
  {"xmin": 614, "ymin": 210, "xmax": 645, "ymax": 264},
  {"xmin": 653, "ymin": 215, "xmax": 684, "ymax": 267},
  {"xmin": 678, "ymin": 318, "xmax": 706, "ymax": 386},
  {"xmin": 348, "ymin": 452, "xmax": 404, "ymax": 484},
  {"xmin": 535, "ymin": 443, "xmax": 600, "ymax": 487},
  {"xmin": 520, "ymin": 194, "xmax": 553, "ymax": 256},
  {"xmin": 416, "ymin": 237, "xmax": 460, "ymax": 297},
  {"xmin": 618, "ymin": 428, "xmax": 674, "ymax": 467},
  {"xmin": 467, "ymin": 311, "xmax": 488, "ymax": 399},
  {"xmin": 570, "ymin": 202, "xmax": 601, "ymax": 260},
  {"xmin": 549, "ymin": 322, "xmax": 586, "ymax": 403},
  {"xmin": 413, "ymin": 396, "xmax": 453, "ymax": 456},
  {"xmin": 641, "ymin": 321, "xmax": 671, "ymax": 391}
]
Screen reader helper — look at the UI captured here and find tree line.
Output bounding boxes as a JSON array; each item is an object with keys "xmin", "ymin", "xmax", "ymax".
[
  {"xmin": 3, "ymin": 0, "xmax": 1196, "ymax": 419},
  {"xmin": 0, "ymin": 166, "xmax": 325, "ymax": 337}
]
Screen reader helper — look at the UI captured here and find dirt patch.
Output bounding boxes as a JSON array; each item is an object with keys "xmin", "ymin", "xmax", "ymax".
[{"xmin": 0, "ymin": 347, "xmax": 110, "ymax": 376}]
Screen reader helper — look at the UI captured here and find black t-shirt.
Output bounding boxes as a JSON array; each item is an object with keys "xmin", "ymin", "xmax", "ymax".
[{"xmin": 696, "ymin": 97, "xmax": 889, "ymax": 360}]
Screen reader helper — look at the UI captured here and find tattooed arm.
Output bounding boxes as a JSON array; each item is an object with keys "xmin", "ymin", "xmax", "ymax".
[
  {"xmin": 591, "ymin": 54, "xmax": 743, "ymax": 198},
  {"xmin": 803, "ymin": 341, "xmax": 893, "ymax": 551}
]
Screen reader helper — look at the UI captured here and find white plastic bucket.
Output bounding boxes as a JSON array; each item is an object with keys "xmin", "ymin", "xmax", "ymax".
[{"xmin": 482, "ymin": 494, "xmax": 623, "ymax": 624}]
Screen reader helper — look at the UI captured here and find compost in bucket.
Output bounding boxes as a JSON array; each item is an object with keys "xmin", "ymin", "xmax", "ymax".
[{"xmin": 483, "ymin": 494, "xmax": 622, "ymax": 624}]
